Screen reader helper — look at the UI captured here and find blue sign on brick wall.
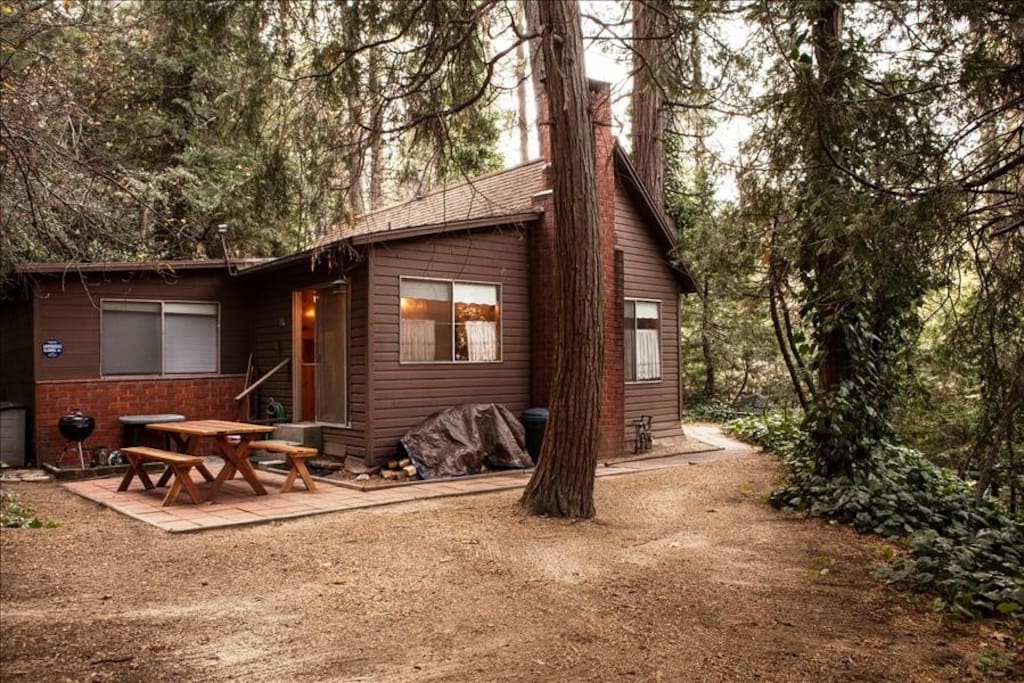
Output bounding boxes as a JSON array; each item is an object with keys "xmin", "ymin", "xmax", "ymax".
[{"xmin": 41, "ymin": 339, "xmax": 64, "ymax": 359}]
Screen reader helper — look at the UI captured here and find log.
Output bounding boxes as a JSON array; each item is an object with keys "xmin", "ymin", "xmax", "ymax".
[
  {"xmin": 402, "ymin": 465, "xmax": 418, "ymax": 478},
  {"xmin": 398, "ymin": 458, "xmax": 411, "ymax": 468}
]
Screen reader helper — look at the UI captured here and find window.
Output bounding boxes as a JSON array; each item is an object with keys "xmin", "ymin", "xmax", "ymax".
[
  {"xmin": 400, "ymin": 278, "xmax": 501, "ymax": 362},
  {"xmin": 625, "ymin": 299, "xmax": 661, "ymax": 381},
  {"xmin": 101, "ymin": 300, "xmax": 219, "ymax": 375}
]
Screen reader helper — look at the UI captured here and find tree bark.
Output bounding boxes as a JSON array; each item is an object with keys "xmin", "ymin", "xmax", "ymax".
[
  {"xmin": 699, "ymin": 278, "xmax": 716, "ymax": 400},
  {"xmin": 806, "ymin": 0, "xmax": 854, "ymax": 476},
  {"xmin": 519, "ymin": 0, "xmax": 603, "ymax": 519},
  {"xmin": 781, "ymin": 284, "xmax": 817, "ymax": 400},
  {"xmin": 768, "ymin": 252, "xmax": 809, "ymax": 410},
  {"xmin": 368, "ymin": 48, "xmax": 385, "ymax": 209},
  {"xmin": 515, "ymin": 5, "xmax": 530, "ymax": 164},
  {"xmin": 631, "ymin": 0, "xmax": 667, "ymax": 212}
]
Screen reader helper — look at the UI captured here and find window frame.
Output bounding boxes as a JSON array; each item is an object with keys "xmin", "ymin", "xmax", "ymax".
[
  {"xmin": 99, "ymin": 298, "xmax": 221, "ymax": 377},
  {"xmin": 398, "ymin": 276, "xmax": 504, "ymax": 365},
  {"xmin": 624, "ymin": 297, "xmax": 663, "ymax": 384}
]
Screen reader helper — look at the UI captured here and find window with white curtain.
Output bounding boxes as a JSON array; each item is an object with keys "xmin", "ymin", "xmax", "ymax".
[
  {"xmin": 625, "ymin": 299, "xmax": 661, "ymax": 381},
  {"xmin": 400, "ymin": 278, "xmax": 501, "ymax": 362},
  {"xmin": 101, "ymin": 300, "xmax": 219, "ymax": 375}
]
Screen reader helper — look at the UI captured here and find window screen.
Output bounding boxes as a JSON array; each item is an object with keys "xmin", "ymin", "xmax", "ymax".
[
  {"xmin": 101, "ymin": 302, "xmax": 161, "ymax": 375},
  {"xmin": 101, "ymin": 300, "xmax": 219, "ymax": 375},
  {"xmin": 164, "ymin": 303, "xmax": 218, "ymax": 373}
]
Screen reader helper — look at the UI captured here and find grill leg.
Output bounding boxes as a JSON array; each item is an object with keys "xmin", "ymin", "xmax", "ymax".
[{"xmin": 77, "ymin": 442, "xmax": 86, "ymax": 469}]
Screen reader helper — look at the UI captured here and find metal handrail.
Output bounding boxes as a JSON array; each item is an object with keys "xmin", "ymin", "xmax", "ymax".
[{"xmin": 234, "ymin": 358, "xmax": 291, "ymax": 402}]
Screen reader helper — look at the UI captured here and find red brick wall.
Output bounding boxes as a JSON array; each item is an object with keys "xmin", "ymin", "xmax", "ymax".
[
  {"xmin": 34, "ymin": 375, "xmax": 245, "ymax": 466},
  {"xmin": 591, "ymin": 82, "xmax": 625, "ymax": 457}
]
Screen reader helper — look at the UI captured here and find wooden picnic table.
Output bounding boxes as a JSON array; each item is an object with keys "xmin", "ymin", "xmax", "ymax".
[{"xmin": 145, "ymin": 419, "xmax": 275, "ymax": 501}]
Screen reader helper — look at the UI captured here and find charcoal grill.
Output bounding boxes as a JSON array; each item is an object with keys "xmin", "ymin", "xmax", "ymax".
[{"xmin": 58, "ymin": 409, "xmax": 95, "ymax": 469}]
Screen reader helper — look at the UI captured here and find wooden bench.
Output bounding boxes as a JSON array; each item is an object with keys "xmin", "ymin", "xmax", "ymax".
[
  {"xmin": 248, "ymin": 441, "xmax": 319, "ymax": 492},
  {"xmin": 118, "ymin": 446, "xmax": 215, "ymax": 506}
]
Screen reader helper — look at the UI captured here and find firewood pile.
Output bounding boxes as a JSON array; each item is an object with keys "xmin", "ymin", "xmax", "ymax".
[{"xmin": 381, "ymin": 458, "xmax": 419, "ymax": 481}]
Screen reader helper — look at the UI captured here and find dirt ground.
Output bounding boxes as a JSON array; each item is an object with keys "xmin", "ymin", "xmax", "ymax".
[{"xmin": 1, "ymin": 438, "xmax": 1021, "ymax": 682}]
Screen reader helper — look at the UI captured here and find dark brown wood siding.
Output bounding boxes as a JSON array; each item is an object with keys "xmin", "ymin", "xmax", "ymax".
[
  {"xmin": 0, "ymin": 291, "xmax": 36, "ymax": 457},
  {"xmin": 368, "ymin": 226, "xmax": 531, "ymax": 463},
  {"xmin": 615, "ymin": 185, "xmax": 683, "ymax": 442},
  {"xmin": 323, "ymin": 262, "xmax": 369, "ymax": 460},
  {"xmin": 242, "ymin": 259, "xmax": 369, "ymax": 461},
  {"xmin": 30, "ymin": 270, "xmax": 246, "ymax": 382},
  {"xmin": 0, "ymin": 292, "xmax": 35, "ymax": 401}
]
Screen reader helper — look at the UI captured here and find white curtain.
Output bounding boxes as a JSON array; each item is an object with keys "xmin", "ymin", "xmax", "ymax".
[
  {"xmin": 635, "ymin": 329, "xmax": 661, "ymax": 380},
  {"xmin": 401, "ymin": 319, "xmax": 436, "ymax": 361},
  {"xmin": 465, "ymin": 321, "xmax": 498, "ymax": 361}
]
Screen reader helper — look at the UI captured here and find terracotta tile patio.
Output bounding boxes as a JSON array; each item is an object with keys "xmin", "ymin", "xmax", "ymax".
[{"xmin": 62, "ymin": 438, "xmax": 729, "ymax": 533}]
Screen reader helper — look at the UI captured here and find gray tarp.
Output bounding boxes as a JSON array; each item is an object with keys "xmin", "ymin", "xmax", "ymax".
[{"xmin": 400, "ymin": 403, "xmax": 534, "ymax": 480}]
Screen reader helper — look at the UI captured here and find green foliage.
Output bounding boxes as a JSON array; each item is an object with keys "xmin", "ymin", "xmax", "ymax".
[
  {"xmin": 685, "ymin": 400, "xmax": 735, "ymax": 422},
  {"xmin": 0, "ymin": 489, "xmax": 59, "ymax": 529},
  {"xmin": 0, "ymin": 0, "xmax": 508, "ymax": 278},
  {"xmin": 727, "ymin": 416, "xmax": 1024, "ymax": 618},
  {"xmin": 725, "ymin": 411, "xmax": 804, "ymax": 454}
]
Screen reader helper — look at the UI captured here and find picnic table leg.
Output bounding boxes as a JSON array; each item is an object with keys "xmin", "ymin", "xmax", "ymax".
[
  {"xmin": 175, "ymin": 436, "xmax": 215, "ymax": 482},
  {"xmin": 117, "ymin": 453, "xmax": 155, "ymax": 491},
  {"xmin": 206, "ymin": 460, "xmax": 238, "ymax": 502},
  {"xmin": 196, "ymin": 462, "xmax": 215, "ymax": 482},
  {"xmin": 162, "ymin": 465, "xmax": 204, "ymax": 506},
  {"xmin": 205, "ymin": 437, "xmax": 267, "ymax": 501},
  {"xmin": 281, "ymin": 456, "xmax": 317, "ymax": 493},
  {"xmin": 155, "ymin": 434, "xmax": 198, "ymax": 488},
  {"xmin": 216, "ymin": 437, "xmax": 268, "ymax": 496}
]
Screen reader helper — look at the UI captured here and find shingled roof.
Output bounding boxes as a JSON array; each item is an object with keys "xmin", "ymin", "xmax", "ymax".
[{"xmin": 317, "ymin": 160, "xmax": 548, "ymax": 246}]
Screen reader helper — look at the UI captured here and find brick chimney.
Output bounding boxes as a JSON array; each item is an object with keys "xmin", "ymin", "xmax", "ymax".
[{"xmin": 530, "ymin": 78, "xmax": 624, "ymax": 458}]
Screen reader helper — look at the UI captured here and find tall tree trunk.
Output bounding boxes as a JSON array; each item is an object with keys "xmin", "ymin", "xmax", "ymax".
[
  {"xmin": 699, "ymin": 278, "xmax": 716, "ymax": 399},
  {"xmin": 768, "ymin": 251, "xmax": 809, "ymax": 410},
  {"xmin": 368, "ymin": 48, "xmax": 385, "ymax": 209},
  {"xmin": 631, "ymin": 0, "xmax": 667, "ymax": 212},
  {"xmin": 515, "ymin": 5, "xmax": 530, "ymax": 164},
  {"xmin": 781, "ymin": 284, "xmax": 817, "ymax": 399},
  {"xmin": 346, "ymin": 94, "xmax": 366, "ymax": 215},
  {"xmin": 811, "ymin": 0, "xmax": 848, "ymax": 394},
  {"xmin": 519, "ymin": 0, "xmax": 603, "ymax": 519},
  {"xmin": 806, "ymin": 0, "xmax": 854, "ymax": 476}
]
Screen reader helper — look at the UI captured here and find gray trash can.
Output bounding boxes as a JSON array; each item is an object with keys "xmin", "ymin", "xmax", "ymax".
[
  {"xmin": 119, "ymin": 414, "xmax": 186, "ymax": 449},
  {"xmin": 0, "ymin": 402, "xmax": 27, "ymax": 467},
  {"xmin": 520, "ymin": 408, "xmax": 549, "ymax": 466}
]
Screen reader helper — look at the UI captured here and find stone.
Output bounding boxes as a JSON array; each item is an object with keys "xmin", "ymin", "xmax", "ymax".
[{"xmin": 344, "ymin": 456, "xmax": 371, "ymax": 475}]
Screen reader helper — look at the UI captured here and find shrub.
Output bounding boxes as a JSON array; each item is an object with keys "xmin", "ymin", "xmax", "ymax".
[
  {"xmin": 726, "ymin": 414, "xmax": 1024, "ymax": 618},
  {"xmin": 0, "ymin": 489, "xmax": 59, "ymax": 529}
]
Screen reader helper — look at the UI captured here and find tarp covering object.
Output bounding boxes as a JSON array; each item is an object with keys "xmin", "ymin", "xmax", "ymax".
[{"xmin": 400, "ymin": 403, "xmax": 534, "ymax": 479}]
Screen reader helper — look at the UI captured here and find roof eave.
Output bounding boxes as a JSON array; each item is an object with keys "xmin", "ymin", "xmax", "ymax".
[
  {"xmin": 348, "ymin": 211, "xmax": 541, "ymax": 245},
  {"xmin": 13, "ymin": 258, "xmax": 270, "ymax": 276}
]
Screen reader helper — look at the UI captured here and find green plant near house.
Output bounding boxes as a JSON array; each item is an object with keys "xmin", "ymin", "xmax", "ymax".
[
  {"xmin": 0, "ymin": 489, "xmax": 59, "ymax": 529},
  {"xmin": 726, "ymin": 414, "xmax": 1024, "ymax": 618}
]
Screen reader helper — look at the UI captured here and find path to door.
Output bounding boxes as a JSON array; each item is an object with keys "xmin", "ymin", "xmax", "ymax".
[{"xmin": 61, "ymin": 425, "xmax": 742, "ymax": 532}]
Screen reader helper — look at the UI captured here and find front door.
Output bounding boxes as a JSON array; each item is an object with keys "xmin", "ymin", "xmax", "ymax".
[{"xmin": 294, "ymin": 285, "xmax": 348, "ymax": 424}]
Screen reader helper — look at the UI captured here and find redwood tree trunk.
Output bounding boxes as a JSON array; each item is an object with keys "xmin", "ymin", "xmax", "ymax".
[
  {"xmin": 807, "ymin": 0, "xmax": 853, "ymax": 476},
  {"xmin": 519, "ymin": 0, "xmax": 603, "ymax": 519},
  {"xmin": 700, "ymin": 278, "xmax": 716, "ymax": 400},
  {"xmin": 631, "ymin": 0, "xmax": 667, "ymax": 212},
  {"xmin": 515, "ymin": 5, "xmax": 530, "ymax": 164}
]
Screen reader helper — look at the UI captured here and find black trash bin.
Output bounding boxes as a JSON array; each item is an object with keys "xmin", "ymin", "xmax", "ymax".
[
  {"xmin": 119, "ymin": 414, "xmax": 186, "ymax": 449},
  {"xmin": 520, "ymin": 408, "xmax": 549, "ymax": 466}
]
